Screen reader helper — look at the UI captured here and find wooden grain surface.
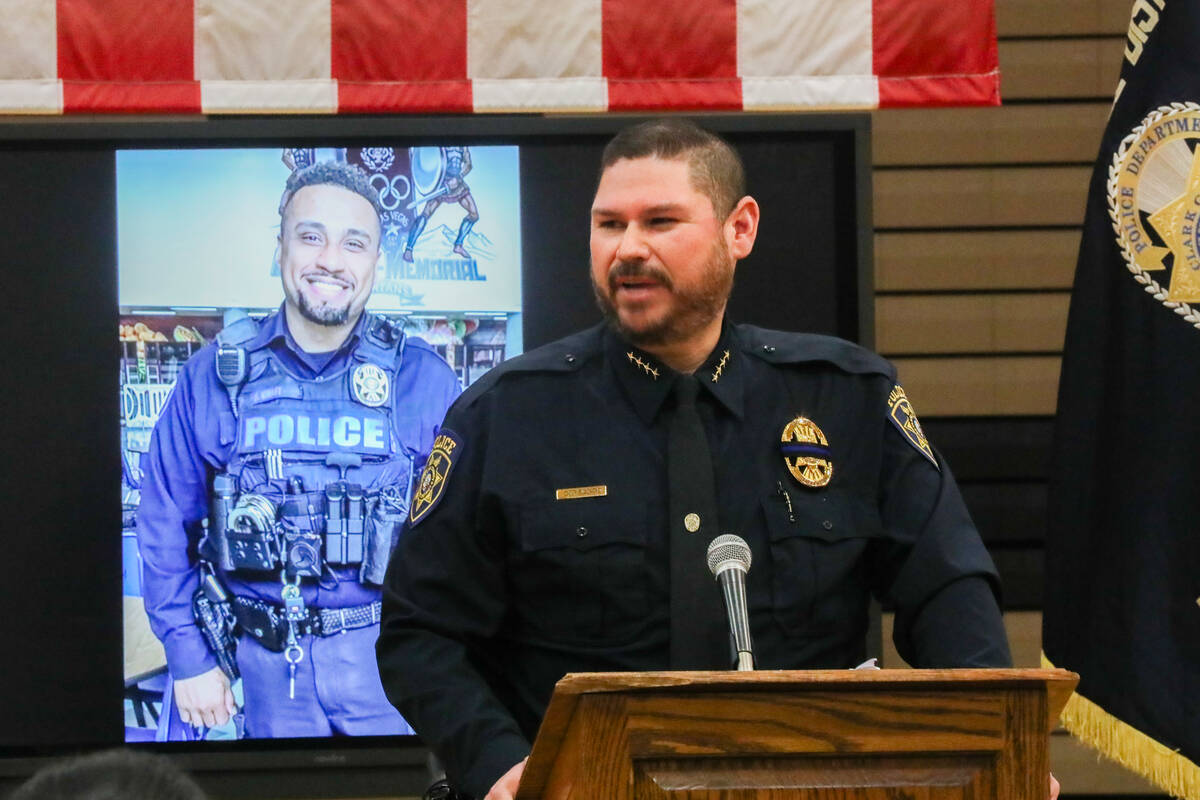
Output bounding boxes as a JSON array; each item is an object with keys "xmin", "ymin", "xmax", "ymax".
[
  {"xmin": 996, "ymin": 0, "xmax": 1131, "ymax": 36},
  {"xmin": 634, "ymin": 754, "xmax": 994, "ymax": 798},
  {"xmin": 875, "ymin": 230, "xmax": 1080, "ymax": 292},
  {"xmin": 551, "ymin": 668, "xmax": 1073, "ymax": 695},
  {"xmin": 521, "ymin": 671, "xmax": 1076, "ymax": 799},
  {"xmin": 623, "ymin": 690, "xmax": 1006, "ymax": 756},
  {"xmin": 873, "ymin": 104, "xmax": 1110, "ymax": 166},
  {"xmin": 875, "ymin": 166, "xmax": 1092, "ymax": 229},
  {"xmin": 1000, "ymin": 38, "xmax": 1124, "ymax": 100},
  {"xmin": 890, "ymin": 356, "xmax": 1062, "ymax": 416},
  {"xmin": 876, "ymin": 293, "xmax": 1069, "ymax": 354}
]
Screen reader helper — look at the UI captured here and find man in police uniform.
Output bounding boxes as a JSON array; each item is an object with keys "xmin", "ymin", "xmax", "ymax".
[
  {"xmin": 138, "ymin": 161, "xmax": 461, "ymax": 738},
  {"xmin": 375, "ymin": 121, "xmax": 1017, "ymax": 799}
]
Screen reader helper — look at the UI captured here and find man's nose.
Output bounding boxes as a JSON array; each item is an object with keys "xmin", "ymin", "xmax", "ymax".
[
  {"xmin": 614, "ymin": 224, "xmax": 650, "ymax": 261},
  {"xmin": 315, "ymin": 240, "xmax": 341, "ymax": 270}
]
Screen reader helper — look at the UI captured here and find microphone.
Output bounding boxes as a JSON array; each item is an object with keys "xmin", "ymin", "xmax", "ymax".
[{"xmin": 706, "ymin": 534, "xmax": 754, "ymax": 671}]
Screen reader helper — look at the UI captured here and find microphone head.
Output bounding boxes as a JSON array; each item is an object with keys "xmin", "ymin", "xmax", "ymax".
[{"xmin": 707, "ymin": 533, "xmax": 752, "ymax": 577}]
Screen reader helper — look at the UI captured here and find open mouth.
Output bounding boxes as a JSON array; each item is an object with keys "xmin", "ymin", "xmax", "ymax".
[
  {"xmin": 303, "ymin": 273, "xmax": 352, "ymax": 298},
  {"xmin": 616, "ymin": 276, "xmax": 661, "ymax": 290},
  {"xmin": 612, "ymin": 277, "xmax": 666, "ymax": 304}
]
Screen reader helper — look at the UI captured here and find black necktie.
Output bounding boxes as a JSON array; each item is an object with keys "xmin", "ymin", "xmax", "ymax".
[{"xmin": 667, "ymin": 374, "xmax": 728, "ymax": 668}]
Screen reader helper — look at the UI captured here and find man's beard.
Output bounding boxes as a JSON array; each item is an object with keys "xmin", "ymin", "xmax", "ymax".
[
  {"xmin": 592, "ymin": 240, "xmax": 734, "ymax": 347},
  {"xmin": 296, "ymin": 292, "xmax": 352, "ymax": 326}
]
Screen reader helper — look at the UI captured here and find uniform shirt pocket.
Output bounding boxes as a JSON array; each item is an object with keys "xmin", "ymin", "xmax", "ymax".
[
  {"xmin": 512, "ymin": 497, "xmax": 648, "ymax": 646},
  {"xmin": 762, "ymin": 489, "xmax": 883, "ymax": 637}
]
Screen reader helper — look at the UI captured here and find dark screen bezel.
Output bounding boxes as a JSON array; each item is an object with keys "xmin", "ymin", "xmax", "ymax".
[{"xmin": 0, "ymin": 112, "xmax": 870, "ymax": 797}]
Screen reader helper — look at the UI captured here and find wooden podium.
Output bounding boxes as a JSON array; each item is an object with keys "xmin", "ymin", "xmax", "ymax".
[{"xmin": 517, "ymin": 668, "xmax": 1078, "ymax": 799}]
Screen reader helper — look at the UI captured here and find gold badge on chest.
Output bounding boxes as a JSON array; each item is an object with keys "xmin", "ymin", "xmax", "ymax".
[{"xmin": 780, "ymin": 416, "xmax": 833, "ymax": 488}]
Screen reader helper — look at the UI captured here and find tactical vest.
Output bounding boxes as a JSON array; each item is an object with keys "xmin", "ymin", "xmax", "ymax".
[{"xmin": 207, "ymin": 313, "xmax": 415, "ymax": 586}]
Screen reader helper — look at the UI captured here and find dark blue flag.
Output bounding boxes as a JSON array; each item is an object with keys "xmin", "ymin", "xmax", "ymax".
[{"xmin": 1044, "ymin": 1, "xmax": 1200, "ymax": 796}]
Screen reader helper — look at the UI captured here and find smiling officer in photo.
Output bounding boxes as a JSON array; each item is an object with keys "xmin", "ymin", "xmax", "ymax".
[{"xmin": 136, "ymin": 161, "xmax": 462, "ymax": 740}]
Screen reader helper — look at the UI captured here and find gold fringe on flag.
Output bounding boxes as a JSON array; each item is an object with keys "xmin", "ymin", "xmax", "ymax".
[{"xmin": 1042, "ymin": 653, "xmax": 1200, "ymax": 800}]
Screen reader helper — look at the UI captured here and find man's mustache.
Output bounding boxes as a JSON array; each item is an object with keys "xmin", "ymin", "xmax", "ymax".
[{"xmin": 608, "ymin": 260, "xmax": 673, "ymax": 292}]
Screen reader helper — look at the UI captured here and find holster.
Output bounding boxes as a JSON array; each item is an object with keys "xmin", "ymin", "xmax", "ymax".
[
  {"xmin": 360, "ymin": 500, "xmax": 405, "ymax": 585},
  {"xmin": 192, "ymin": 571, "xmax": 240, "ymax": 681}
]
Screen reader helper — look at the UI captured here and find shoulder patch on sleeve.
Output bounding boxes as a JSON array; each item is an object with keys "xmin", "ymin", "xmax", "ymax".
[
  {"xmin": 887, "ymin": 385, "xmax": 938, "ymax": 469},
  {"xmin": 409, "ymin": 429, "xmax": 463, "ymax": 526}
]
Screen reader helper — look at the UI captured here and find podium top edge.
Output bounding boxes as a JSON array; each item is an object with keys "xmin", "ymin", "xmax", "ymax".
[{"xmin": 554, "ymin": 668, "xmax": 1079, "ymax": 695}]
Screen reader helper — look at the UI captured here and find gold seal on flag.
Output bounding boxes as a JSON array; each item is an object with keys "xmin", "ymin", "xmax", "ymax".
[
  {"xmin": 780, "ymin": 416, "xmax": 833, "ymax": 488},
  {"xmin": 1109, "ymin": 102, "xmax": 1200, "ymax": 329}
]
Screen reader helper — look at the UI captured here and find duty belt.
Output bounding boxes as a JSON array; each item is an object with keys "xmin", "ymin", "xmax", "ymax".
[{"xmin": 231, "ymin": 596, "xmax": 382, "ymax": 652}]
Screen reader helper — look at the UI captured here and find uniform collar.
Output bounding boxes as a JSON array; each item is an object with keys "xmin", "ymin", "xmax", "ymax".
[
  {"xmin": 606, "ymin": 319, "xmax": 745, "ymax": 425},
  {"xmin": 254, "ymin": 303, "xmax": 365, "ymax": 356},
  {"xmin": 251, "ymin": 303, "xmax": 367, "ymax": 377}
]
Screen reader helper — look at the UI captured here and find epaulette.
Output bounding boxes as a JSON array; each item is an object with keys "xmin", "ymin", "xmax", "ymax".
[
  {"xmin": 453, "ymin": 324, "xmax": 602, "ymax": 403},
  {"xmin": 738, "ymin": 325, "xmax": 895, "ymax": 379},
  {"xmin": 215, "ymin": 314, "xmax": 260, "ymax": 347}
]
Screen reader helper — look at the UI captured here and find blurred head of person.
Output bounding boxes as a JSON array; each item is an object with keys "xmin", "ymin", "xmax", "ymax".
[{"xmin": 8, "ymin": 749, "xmax": 207, "ymax": 800}]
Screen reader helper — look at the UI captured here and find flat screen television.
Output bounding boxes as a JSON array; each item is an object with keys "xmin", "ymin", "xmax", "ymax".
[{"xmin": 0, "ymin": 113, "xmax": 870, "ymax": 798}]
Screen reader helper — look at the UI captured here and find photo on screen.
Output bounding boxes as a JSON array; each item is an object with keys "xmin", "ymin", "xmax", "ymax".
[{"xmin": 118, "ymin": 144, "xmax": 522, "ymax": 742}]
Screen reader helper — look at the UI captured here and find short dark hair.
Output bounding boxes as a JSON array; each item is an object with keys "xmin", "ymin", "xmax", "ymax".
[
  {"xmin": 8, "ymin": 749, "xmax": 208, "ymax": 800},
  {"xmin": 279, "ymin": 161, "xmax": 384, "ymax": 228},
  {"xmin": 599, "ymin": 119, "xmax": 746, "ymax": 217}
]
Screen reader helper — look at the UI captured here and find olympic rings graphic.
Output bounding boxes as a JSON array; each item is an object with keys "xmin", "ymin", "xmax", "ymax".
[{"xmin": 370, "ymin": 173, "xmax": 411, "ymax": 211}]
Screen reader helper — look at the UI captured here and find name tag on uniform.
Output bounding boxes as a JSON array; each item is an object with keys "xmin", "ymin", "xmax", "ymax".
[{"xmin": 555, "ymin": 485, "xmax": 608, "ymax": 500}]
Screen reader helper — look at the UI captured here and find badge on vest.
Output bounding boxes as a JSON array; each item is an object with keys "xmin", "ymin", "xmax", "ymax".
[
  {"xmin": 410, "ymin": 430, "xmax": 462, "ymax": 526},
  {"xmin": 780, "ymin": 416, "xmax": 833, "ymax": 488},
  {"xmin": 352, "ymin": 363, "xmax": 390, "ymax": 407},
  {"xmin": 888, "ymin": 385, "xmax": 938, "ymax": 469}
]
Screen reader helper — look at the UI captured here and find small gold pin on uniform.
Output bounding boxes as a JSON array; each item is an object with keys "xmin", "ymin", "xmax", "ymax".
[
  {"xmin": 780, "ymin": 416, "xmax": 833, "ymax": 488},
  {"xmin": 555, "ymin": 485, "xmax": 608, "ymax": 500},
  {"xmin": 626, "ymin": 352, "xmax": 659, "ymax": 380},
  {"xmin": 710, "ymin": 350, "xmax": 731, "ymax": 383},
  {"xmin": 684, "ymin": 512, "xmax": 701, "ymax": 532}
]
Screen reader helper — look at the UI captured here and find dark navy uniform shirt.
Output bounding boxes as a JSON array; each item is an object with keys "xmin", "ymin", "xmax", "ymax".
[
  {"xmin": 138, "ymin": 306, "xmax": 461, "ymax": 681},
  {"xmin": 377, "ymin": 321, "xmax": 1010, "ymax": 798}
]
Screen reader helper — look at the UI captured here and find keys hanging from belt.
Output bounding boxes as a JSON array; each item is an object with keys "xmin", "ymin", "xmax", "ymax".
[{"xmin": 280, "ymin": 574, "xmax": 306, "ymax": 700}]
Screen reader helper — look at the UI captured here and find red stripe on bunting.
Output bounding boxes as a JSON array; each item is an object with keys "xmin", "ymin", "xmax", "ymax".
[
  {"xmin": 57, "ymin": 0, "xmax": 198, "ymax": 112},
  {"xmin": 608, "ymin": 80, "xmax": 741, "ymax": 111},
  {"xmin": 878, "ymin": 73, "xmax": 999, "ymax": 107},
  {"xmin": 62, "ymin": 81, "xmax": 201, "ymax": 113},
  {"xmin": 603, "ymin": 0, "xmax": 740, "ymax": 110},
  {"xmin": 332, "ymin": 0, "xmax": 471, "ymax": 112},
  {"xmin": 873, "ymin": 0, "xmax": 998, "ymax": 105},
  {"xmin": 338, "ymin": 81, "xmax": 472, "ymax": 113}
]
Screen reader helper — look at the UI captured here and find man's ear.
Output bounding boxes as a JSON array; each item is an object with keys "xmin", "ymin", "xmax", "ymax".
[{"xmin": 726, "ymin": 195, "xmax": 759, "ymax": 260}]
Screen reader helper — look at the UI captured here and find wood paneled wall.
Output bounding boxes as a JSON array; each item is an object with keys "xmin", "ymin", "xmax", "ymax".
[
  {"xmin": 872, "ymin": 0, "xmax": 1128, "ymax": 600},
  {"xmin": 873, "ymin": 2, "xmax": 1164, "ymax": 795}
]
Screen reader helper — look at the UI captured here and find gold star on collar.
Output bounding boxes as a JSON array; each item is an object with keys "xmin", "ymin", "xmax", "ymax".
[
  {"xmin": 626, "ymin": 351, "xmax": 660, "ymax": 380},
  {"xmin": 710, "ymin": 350, "xmax": 731, "ymax": 383}
]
